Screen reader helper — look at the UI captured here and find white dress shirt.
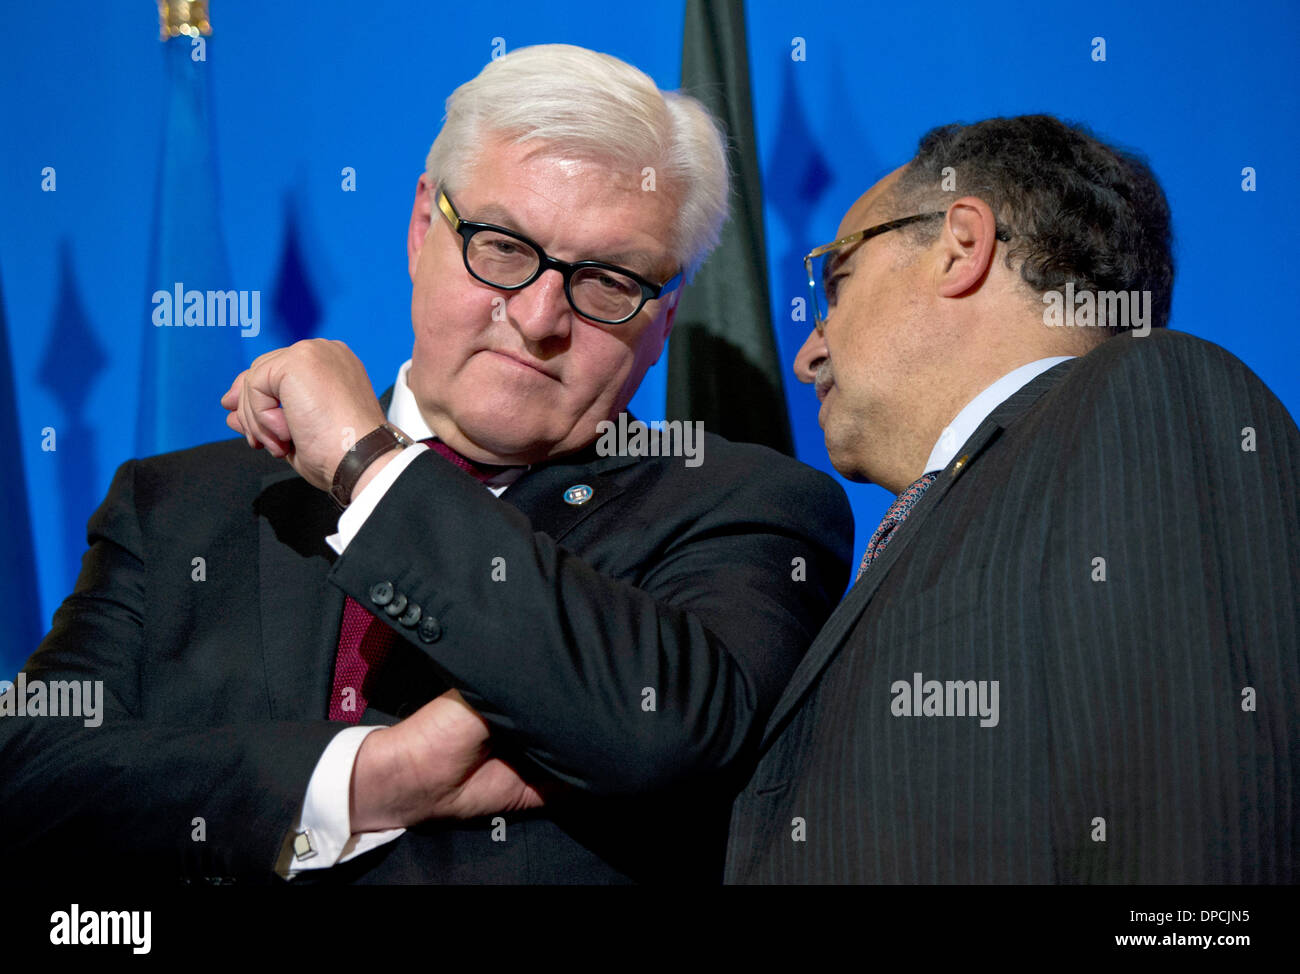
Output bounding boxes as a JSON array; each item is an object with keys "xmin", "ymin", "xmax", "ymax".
[
  {"xmin": 276, "ymin": 360, "xmax": 521, "ymax": 878},
  {"xmin": 921, "ymin": 357, "xmax": 1074, "ymax": 474}
]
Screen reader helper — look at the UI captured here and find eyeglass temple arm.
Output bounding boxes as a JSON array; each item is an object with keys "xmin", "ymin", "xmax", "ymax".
[
  {"xmin": 655, "ymin": 271, "xmax": 684, "ymax": 296},
  {"xmin": 436, "ymin": 188, "xmax": 461, "ymax": 230}
]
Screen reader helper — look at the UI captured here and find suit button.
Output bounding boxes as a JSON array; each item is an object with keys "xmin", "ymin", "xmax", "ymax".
[
  {"xmin": 399, "ymin": 602, "xmax": 422, "ymax": 628},
  {"xmin": 384, "ymin": 592, "xmax": 408, "ymax": 617},
  {"xmin": 417, "ymin": 615, "xmax": 442, "ymax": 643},
  {"xmin": 369, "ymin": 581, "xmax": 394, "ymax": 606}
]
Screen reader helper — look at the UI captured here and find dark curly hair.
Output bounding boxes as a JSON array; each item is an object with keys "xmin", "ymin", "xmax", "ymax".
[{"xmin": 891, "ymin": 114, "xmax": 1174, "ymax": 332}]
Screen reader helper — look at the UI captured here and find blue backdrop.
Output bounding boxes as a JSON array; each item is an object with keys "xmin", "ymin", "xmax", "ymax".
[{"xmin": 2, "ymin": 0, "xmax": 1297, "ymax": 675}]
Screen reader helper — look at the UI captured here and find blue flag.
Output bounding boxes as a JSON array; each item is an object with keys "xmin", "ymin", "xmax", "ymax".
[{"xmin": 137, "ymin": 34, "xmax": 247, "ymax": 456}]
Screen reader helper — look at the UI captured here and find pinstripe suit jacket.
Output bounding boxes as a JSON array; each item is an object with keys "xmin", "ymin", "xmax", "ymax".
[{"xmin": 726, "ymin": 329, "xmax": 1300, "ymax": 883}]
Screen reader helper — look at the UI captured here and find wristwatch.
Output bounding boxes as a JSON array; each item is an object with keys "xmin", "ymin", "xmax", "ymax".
[{"xmin": 330, "ymin": 422, "xmax": 416, "ymax": 509}]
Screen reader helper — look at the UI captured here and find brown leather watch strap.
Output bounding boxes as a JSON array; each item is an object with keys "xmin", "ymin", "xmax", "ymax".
[{"xmin": 330, "ymin": 422, "xmax": 415, "ymax": 509}]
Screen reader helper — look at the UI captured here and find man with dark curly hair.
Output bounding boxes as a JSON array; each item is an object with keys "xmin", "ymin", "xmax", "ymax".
[{"xmin": 727, "ymin": 114, "xmax": 1300, "ymax": 884}]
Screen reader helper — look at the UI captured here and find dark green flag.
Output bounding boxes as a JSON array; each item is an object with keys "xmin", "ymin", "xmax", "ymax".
[{"xmin": 668, "ymin": 0, "xmax": 793, "ymax": 455}]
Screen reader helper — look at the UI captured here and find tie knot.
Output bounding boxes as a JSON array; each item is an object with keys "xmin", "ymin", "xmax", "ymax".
[
  {"xmin": 857, "ymin": 470, "xmax": 940, "ymax": 581},
  {"xmin": 885, "ymin": 470, "xmax": 940, "ymax": 522}
]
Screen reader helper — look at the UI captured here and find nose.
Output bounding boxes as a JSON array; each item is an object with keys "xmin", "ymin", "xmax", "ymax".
[
  {"xmin": 793, "ymin": 326, "xmax": 827, "ymax": 384},
  {"xmin": 507, "ymin": 269, "xmax": 572, "ymax": 343}
]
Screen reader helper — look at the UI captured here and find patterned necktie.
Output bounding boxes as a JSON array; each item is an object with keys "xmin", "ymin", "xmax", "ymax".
[
  {"xmin": 327, "ymin": 438, "xmax": 513, "ymax": 723},
  {"xmin": 423, "ymin": 439, "xmax": 519, "ymax": 482},
  {"xmin": 856, "ymin": 470, "xmax": 940, "ymax": 581}
]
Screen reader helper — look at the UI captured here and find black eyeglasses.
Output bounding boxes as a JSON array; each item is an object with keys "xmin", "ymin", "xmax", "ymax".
[
  {"xmin": 436, "ymin": 188, "xmax": 683, "ymax": 326},
  {"xmin": 804, "ymin": 211, "xmax": 1011, "ymax": 333}
]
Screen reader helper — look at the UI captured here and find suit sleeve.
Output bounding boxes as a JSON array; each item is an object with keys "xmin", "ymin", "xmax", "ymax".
[
  {"xmin": 1040, "ymin": 333, "xmax": 1300, "ymax": 882},
  {"xmin": 0, "ymin": 459, "xmax": 343, "ymax": 880},
  {"xmin": 329, "ymin": 451, "xmax": 853, "ymax": 796}
]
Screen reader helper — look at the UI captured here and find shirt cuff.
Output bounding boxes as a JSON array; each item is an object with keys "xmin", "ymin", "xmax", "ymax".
[
  {"xmin": 326, "ymin": 443, "xmax": 428, "ymax": 555},
  {"xmin": 275, "ymin": 725, "xmax": 406, "ymax": 878}
]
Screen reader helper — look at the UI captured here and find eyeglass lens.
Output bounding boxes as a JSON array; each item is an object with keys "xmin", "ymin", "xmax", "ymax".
[{"xmin": 466, "ymin": 230, "xmax": 645, "ymax": 322}]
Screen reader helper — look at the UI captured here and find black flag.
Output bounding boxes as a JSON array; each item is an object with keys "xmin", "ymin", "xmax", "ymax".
[{"xmin": 668, "ymin": 0, "xmax": 793, "ymax": 454}]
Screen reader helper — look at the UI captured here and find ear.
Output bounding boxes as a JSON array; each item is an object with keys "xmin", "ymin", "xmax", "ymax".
[
  {"xmin": 646, "ymin": 291, "xmax": 681, "ymax": 368},
  {"xmin": 936, "ymin": 196, "xmax": 999, "ymax": 298},
  {"xmin": 408, "ymin": 174, "xmax": 434, "ymax": 282},
  {"xmin": 661, "ymin": 290, "xmax": 680, "ymax": 341}
]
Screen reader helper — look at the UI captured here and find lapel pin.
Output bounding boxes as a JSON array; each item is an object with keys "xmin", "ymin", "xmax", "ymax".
[
  {"xmin": 951, "ymin": 454, "xmax": 970, "ymax": 478},
  {"xmin": 564, "ymin": 484, "xmax": 593, "ymax": 505}
]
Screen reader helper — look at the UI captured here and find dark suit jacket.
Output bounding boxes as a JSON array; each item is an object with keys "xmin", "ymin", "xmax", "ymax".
[
  {"xmin": 1, "ymin": 403, "xmax": 852, "ymax": 884},
  {"xmin": 727, "ymin": 330, "xmax": 1300, "ymax": 883}
]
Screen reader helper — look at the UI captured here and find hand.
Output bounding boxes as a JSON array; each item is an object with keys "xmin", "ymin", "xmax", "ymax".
[
  {"xmin": 221, "ymin": 339, "xmax": 389, "ymax": 492},
  {"xmin": 350, "ymin": 689, "xmax": 547, "ymax": 831}
]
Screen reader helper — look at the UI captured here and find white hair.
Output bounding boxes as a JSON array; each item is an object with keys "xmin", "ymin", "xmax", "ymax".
[{"xmin": 425, "ymin": 44, "xmax": 729, "ymax": 280}]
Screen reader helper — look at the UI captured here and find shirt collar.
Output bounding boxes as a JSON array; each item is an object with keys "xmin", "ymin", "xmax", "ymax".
[
  {"xmin": 923, "ymin": 356, "xmax": 1075, "ymax": 474},
  {"xmin": 389, "ymin": 359, "xmax": 433, "ymax": 439}
]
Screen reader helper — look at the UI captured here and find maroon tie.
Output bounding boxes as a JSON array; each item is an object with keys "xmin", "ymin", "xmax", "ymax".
[{"xmin": 327, "ymin": 438, "xmax": 514, "ymax": 723}]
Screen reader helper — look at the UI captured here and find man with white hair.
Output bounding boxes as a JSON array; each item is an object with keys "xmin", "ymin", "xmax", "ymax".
[{"xmin": 1, "ymin": 45, "xmax": 852, "ymax": 884}]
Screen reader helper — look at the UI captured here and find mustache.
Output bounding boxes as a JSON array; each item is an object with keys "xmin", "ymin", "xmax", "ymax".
[{"xmin": 814, "ymin": 359, "xmax": 834, "ymax": 396}]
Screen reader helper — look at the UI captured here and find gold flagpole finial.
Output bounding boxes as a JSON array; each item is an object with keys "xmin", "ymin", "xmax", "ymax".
[{"xmin": 157, "ymin": 1, "xmax": 211, "ymax": 41}]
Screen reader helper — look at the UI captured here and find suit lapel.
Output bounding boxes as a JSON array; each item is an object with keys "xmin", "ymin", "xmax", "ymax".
[
  {"xmin": 255, "ymin": 468, "xmax": 345, "ymax": 721},
  {"xmin": 758, "ymin": 361, "xmax": 1078, "ymax": 751},
  {"xmin": 380, "ymin": 383, "xmax": 637, "ymax": 541},
  {"xmin": 497, "ymin": 442, "xmax": 639, "ymax": 542}
]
